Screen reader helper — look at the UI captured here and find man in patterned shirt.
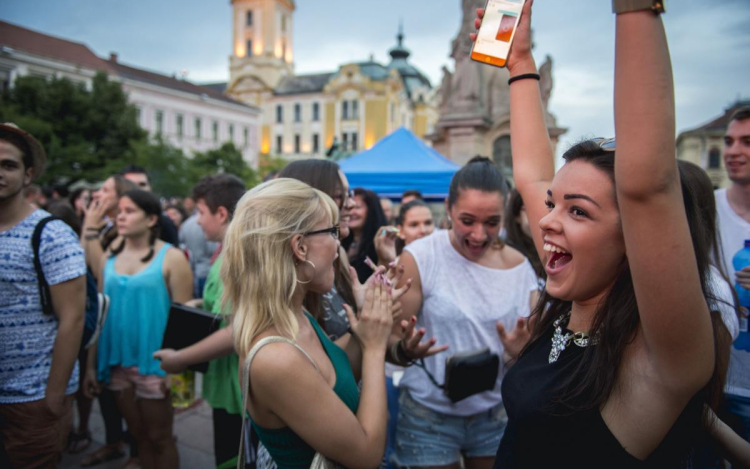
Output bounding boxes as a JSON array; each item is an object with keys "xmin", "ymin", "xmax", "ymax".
[{"xmin": 0, "ymin": 123, "xmax": 86, "ymax": 468}]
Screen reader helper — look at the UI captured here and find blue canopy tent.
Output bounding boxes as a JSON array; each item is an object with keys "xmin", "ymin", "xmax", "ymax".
[{"xmin": 339, "ymin": 127, "xmax": 460, "ymax": 200}]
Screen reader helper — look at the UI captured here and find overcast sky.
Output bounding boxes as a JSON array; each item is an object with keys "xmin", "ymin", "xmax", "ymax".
[{"xmin": 3, "ymin": 0, "xmax": 749, "ymax": 159}]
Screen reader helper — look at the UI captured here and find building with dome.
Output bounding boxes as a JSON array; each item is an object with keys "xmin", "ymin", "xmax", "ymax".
[{"xmin": 205, "ymin": 0, "xmax": 439, "ymax": 160}]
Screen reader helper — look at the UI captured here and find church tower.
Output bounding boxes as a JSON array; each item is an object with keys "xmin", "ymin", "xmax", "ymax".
[{"xmin": 229, "ymin": 0, "xmax": 295, "ymax": 97}]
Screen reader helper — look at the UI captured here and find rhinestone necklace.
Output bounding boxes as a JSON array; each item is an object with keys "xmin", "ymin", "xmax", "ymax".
[{"xmin": 549, "ymin": 311, "xmax": 599, "ymax": 364}]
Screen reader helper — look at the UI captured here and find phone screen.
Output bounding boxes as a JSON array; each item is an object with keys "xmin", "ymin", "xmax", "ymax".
[{"xmin": 471, "ymin": 0, "xmax": 525, "ymax": 67}]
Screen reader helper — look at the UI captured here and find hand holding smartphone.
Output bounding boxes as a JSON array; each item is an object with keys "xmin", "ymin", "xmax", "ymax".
[{"xmin": 471, "ymin": 0, "xmax": 527, "ymax": 67}]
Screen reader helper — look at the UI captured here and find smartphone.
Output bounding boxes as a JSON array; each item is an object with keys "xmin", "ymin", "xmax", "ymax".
[{"xmin": 471, "ymin": 0, "xmax": 526, "ymax": 68}]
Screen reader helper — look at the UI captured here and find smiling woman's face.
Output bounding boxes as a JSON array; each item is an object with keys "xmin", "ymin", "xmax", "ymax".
[
  {"xmin": 447, "ymin": 189, "xmax": 504, "ymax": 262},
  {"xmin": 540, "ymin": 160, "xmax": 625, "ymax": 302}
]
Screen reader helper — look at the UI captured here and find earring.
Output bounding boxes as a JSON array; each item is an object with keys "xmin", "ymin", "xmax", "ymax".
[{"xmin": 296, "ymin": 259, "xmax": 316, "ymax": 284}]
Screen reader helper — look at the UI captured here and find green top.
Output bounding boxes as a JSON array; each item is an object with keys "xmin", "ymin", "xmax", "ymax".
[
  {"xmin": 201, "ymin": 255, "xmax": 243, "ymax": 415},
  {"xmin": 251, "ymin": 312, "xmax": 360, "ymax": 469}
]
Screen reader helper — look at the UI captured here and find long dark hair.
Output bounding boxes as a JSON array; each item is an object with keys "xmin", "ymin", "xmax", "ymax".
[
  {"xmin": 109, "ymin": 189, "xmax": 162, "ymax": 263},
  {"xmin": 278, "ymin": 160, "xmax": 356, "ymax": 318},
  {"xmin": 504, "ymin": 189, "xmax": 545, "ymax": 280},
  {"xmin": 341, "ymin": 188, "xmax": 387, "ymax": 282},
  {"xmin": 522, "ymin": 141, "xmax": 729, "ymax": 425}
]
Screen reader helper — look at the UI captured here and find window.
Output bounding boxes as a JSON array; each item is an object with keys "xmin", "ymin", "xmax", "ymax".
[
  {"xmin": 312, "ymin": 134, "xmax": 320, "ymax": 153},
  {"xmin": 708, "ymin": 148, "xmax": 722, "ymax": 169},
  {"xmin": 246, "ymin": 40, "xmax": 253, "ymax": 57},
  {"xmin": 281, "ymin": 40, "xmax": 286, "ymax": 60},
  {"xmin": 276, "ymin": 135, "xmax": 283, "ymax": 154},
  {"xmin": 294, "ymin": 103, "xmax": 301, "ymax": 123},
  {"xmin": 135, "ymin": 107, "xmax": 141, "ymax": 124},
  {"xmin": 294, "ymin": 134, "xmax": 301, "ymax": 153},
  {"xmin": 0, "ymin": 66, "xmax": 11, "ymax": 94},
  {"xmin": 176, "ymin": 114, "xmax": 184, "ymax": 137},
  {"xmin": 342, "ymin": 133, "xmax": 349, "ymax": 151},
  {"xmin": 195, "ymin": 118, "xmax": 202, "ymax": 140},
  {"xmin": 229, "ymin": 124, "xmax": 235, "ymax": 143},
  {"xmin": 212, "ymin": 121, "xmax": 219, "ymax": 142},
  {"xmin": 276, "ymin": 105, "xmax": 283, "ymax": 123},
  {"xmin": 352, "ymin": 100, "xmax": 359, "ymax": 120},
  {"xmin": 243, "ymin": 127, "xmax": 249, "ymax": 147},
  {"xmin": 351, "ymin": 132, "xmax": 358, "ymax": 151},
  {"xmin": 246, "ymin": 11, "xmax": 253, "ymax": 27},
  {"xmin": 312, "ymin": 102, "xmax": 320, "ymax": 121},
  {"xmin": 281, "ymin": 15, "xmax": 287, "ymax": 32},
  {"xmin": 390, "ymin": 103, "xmax": 395, "ymax": 122},
  {"xmin": 155, "ymin": 110, "xmax": 164, "ymax": 135},
  {"xmin": 342, "ymin": 101, "xmax": 349, "ymax": 120}
]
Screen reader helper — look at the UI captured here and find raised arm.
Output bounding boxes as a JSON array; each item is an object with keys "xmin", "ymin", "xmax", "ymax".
[
  {"xmin": 613, "ymin": 10, "xmax": 713, "ymax": 390},
  {"xmin": 473, "ymin": 1, "xmax": 554, "ymax": 261}
]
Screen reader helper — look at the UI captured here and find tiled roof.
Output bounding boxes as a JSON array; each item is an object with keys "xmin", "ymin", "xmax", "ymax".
[
  {"xmin": 682, "ymin": 100, "xmax": 750, "ymax": 135},
  {"xmin": 0, "ymin": 20, "xmax": 254, "ymax": 111},
  {"xmin": 0, "ymin": 20, "xmax": 113, "ymax": 73},
  {"xmin": 201, "ymin": 82, "xmax": 228, "ymax": 94},
  {"xmin": 275, "ymin": 72, "xmax": 334, "ymax": 95},
  {"xmin": 107, "ymin": 59, "xmax": 252, "ymax": 109}
]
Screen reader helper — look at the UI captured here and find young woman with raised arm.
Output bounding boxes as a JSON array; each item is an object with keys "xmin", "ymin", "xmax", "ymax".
[{"xmin": 469, "ymin": 1, "xmax": 728, "ymax": 467}]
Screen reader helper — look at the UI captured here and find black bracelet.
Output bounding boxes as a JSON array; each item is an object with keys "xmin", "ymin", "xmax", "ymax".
[
  {"xmin": 508, "ymin": 73, "xmax": 541, "ymax": 85},
  {"xmin": 395, "ymin": 340, "xmax": 416, "ymax": 367}
]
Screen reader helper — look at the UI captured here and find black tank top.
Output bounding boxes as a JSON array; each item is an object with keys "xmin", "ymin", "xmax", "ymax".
[{"xmin": 493, "ymin": 322, "xmax": 703, "ymax": 469}]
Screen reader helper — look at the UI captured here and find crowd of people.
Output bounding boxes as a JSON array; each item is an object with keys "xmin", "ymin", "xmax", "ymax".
[{"xmin": 2, "ymin": 2, "xmax": 750, "ymax": 469}]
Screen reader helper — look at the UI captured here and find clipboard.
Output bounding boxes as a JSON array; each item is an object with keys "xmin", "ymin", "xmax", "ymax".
[{"xmin": 161, "ymin": 302, "xmax": 222, "ymax": 373}]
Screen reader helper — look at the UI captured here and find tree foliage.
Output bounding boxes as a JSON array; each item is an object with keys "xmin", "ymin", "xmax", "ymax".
[
  {"xmin": 0, "ymin": 73, "xmax": 146, "ymax": 185},
  {"xmin": 0, "ymin": 72, "xmax": 269, "ymax": 197}
]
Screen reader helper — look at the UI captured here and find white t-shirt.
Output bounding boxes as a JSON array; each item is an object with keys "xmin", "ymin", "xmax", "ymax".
[
  {"xmin": 399, "ymin": 230, "xmax": 538, "ymax": 416},
  {"xmin": 716, "ymin": 189, "xmax": 750, "ymax": 398},
  {"xmin": 715, "ymin": 188, "xmax": 750, "ymax": 281}
]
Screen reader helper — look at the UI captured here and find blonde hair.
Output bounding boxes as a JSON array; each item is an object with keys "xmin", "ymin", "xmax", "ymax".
[{"xmin": 221, "ymin": 178, "xmax": 339, "ymax": 358}]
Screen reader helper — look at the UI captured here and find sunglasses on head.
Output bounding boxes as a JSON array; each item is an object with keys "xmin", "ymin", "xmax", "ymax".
[{"xmin": 591, "ymin": 137, "xmax": 616, "ymax": 152}]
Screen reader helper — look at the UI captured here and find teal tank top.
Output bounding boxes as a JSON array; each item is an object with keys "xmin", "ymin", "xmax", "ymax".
[
  {"xmin": 251, "ymin": 312, "xmax": 360, "ymax": 469},
  {"xmin": 98, "ymin": 244, "xmax": 173, "ymax": 383}
]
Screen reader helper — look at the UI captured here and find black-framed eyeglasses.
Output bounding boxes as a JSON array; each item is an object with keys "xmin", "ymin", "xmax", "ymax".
[
  {"xmin": 303, "ymin": 224, "xmax": 340, "ymax": 240},
  {"xmin": 591, "ymin": 137, "xmax": 616, "ymax": 152}
]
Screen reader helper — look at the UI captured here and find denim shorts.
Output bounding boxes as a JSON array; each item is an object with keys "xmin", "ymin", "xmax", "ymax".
[{"xmin": 392, "ymin": 389, "xmax": 507, "ymax": 467}]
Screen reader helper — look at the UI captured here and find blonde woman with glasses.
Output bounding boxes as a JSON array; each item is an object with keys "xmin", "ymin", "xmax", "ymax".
[{"xmin": 224, "ymin": 178, "xmax": 394, "ymax": 469}]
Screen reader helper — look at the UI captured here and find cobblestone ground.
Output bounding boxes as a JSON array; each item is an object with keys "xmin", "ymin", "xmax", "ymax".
[{"xmin": 60, "ymin": 398, "xmax": 215, "ymax": 469}]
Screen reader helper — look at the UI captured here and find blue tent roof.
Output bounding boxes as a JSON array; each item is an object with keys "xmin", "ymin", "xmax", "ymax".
[{"xmin": 339, "ymin": 127, "xmax": 459, "ymax": 199}]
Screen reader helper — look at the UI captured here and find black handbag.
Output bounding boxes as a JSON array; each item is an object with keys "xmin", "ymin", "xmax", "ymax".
[{"xmin": 418, "ymin": 348, "xmax": 500, "ymax": 403}]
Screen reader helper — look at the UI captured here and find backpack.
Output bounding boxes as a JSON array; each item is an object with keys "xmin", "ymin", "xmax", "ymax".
[{"xmin": 32, "ymin": 216, "xmax": 109, "ymax": 351}]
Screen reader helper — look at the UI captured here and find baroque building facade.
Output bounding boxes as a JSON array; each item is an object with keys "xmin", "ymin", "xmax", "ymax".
[{"xmin": 210, "ymin": 0, "xmax": 439, "ymax": 160}]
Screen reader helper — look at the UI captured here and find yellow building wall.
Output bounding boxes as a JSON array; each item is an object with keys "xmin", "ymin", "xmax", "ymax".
[
  {"xmin": 325, "ymin": 102, "xmax": 336, "ymax": 148},
  {"xmin": 364, "ymin": 99, "xmax": 388, "ymax": 149},
  {"xmin": 414, "ymin": 109, "xmax": 428, "ymax": 139}
]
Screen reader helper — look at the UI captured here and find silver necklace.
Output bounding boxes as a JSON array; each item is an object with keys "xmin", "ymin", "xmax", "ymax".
[{"xmin": 549, "ymin": 312, "xmax": 599, "ymax": 364}]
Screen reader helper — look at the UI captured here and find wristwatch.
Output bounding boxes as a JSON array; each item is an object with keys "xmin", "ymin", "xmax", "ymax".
[{"xmin": 612, "ymin": 0, "xmax": 665, "ymax": 14}]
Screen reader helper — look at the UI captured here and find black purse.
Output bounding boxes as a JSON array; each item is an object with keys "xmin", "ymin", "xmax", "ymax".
[{"xmin": 418, "ymin": 348, "xmax": 500, "ymax": 403}]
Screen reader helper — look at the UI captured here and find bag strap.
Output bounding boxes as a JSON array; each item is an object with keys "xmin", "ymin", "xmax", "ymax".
[
  {"xmin": 237, "ymin": 336, "xmax": 320, "ymax": 469},
  {"xmin": 32, "ymin": 216, "xmax": 58, "ymax": 316},
  {"xmin": 416, "ymin": 359, "xmax": 445, "ymax": 390}
]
